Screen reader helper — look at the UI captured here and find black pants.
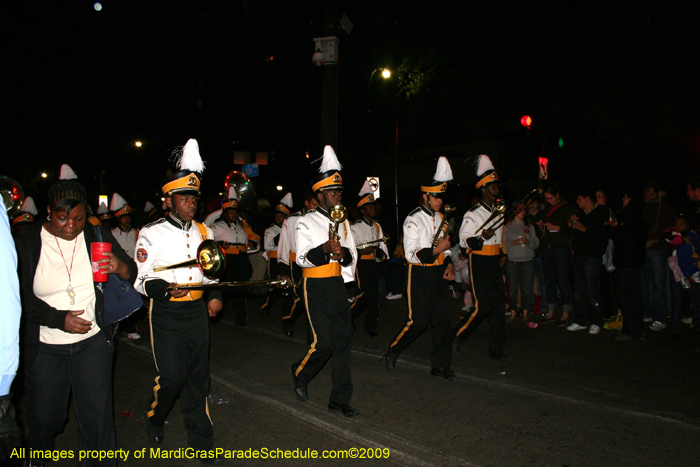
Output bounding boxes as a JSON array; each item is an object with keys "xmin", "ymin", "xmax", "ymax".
[
  {"xmin": 388, "ymin": 264, "xmax": 453, "ymax": 371},
  {"xmin": 148, "ymin": 299, "xmax": 213, "ymax": 450},
  {"xmin": 25, "ymin": 333, "xmax": 116, "ymax": 467},
  {"xmin": 261, "ymin": 258, "xmax": 282, "ymax": 313},
  {"xmin": 223, "ymin": 252, "xmax": 253, "ymax": 325},
  {"xmin": 351, "ymin": 259, "xmax": 380, "ymax": 333},
  {"xmin": 293, "ymin": 276, "xmax": 353, "ymax": 404},
  {"xmin": 282, "ymin": 262, "xmax": 307, "ymax": 327},
  {"xmin": 454, "ymin": 254, "xmax": 506, "ymax": 355}
]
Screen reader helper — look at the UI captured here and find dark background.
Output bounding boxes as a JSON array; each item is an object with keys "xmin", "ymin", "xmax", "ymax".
[{"xmin": 4, "ymin": 1, "xmax": 699, "ymax": 227}]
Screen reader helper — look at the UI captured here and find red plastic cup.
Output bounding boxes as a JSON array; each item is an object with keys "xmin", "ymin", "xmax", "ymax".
[
  {"xmin": 91, "ymin": 242, "xmax": 112, "ymax": 282},
  {"xmin": 526, "ymin": 321, "xmax": 540, "ymax": 329}
]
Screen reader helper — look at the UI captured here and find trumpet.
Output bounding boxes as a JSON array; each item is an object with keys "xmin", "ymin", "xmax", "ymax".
[
  {"xmin": 356, "ymin": 236, "xmax": 389, "ymax": 250},
  {"xmin": 328, "ymin": 204, "xmax": 347, "ymax": 242},
  {"xmin": 431, "ymin": 206, "xmax": 457, "ymax": 247},
  {"xmin": 153, "ymin": 239, "xmax": 227, "ymax": 280}
]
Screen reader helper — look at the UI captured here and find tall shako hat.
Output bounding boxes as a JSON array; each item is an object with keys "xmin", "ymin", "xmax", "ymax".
[
  {"xmin": 96, "ymin": 201, "xmax": 111, "ymax": 221},
  {"xmin": 222, "ymin": 186, "xmax": 239, "ymax": 210},
  {"xmin": 110, "ymin": 192, "xmax": 132, "ymax": 217},
  {"xmin": 311, "ymin": 145, "xmax": 343, "ymax": 192},
  {"xmin": 421, "ymin": 156, "xmax": 453, "ymax": 198},
  {"xmin": 12, "ymin": 196, "xmax": 38, "ymax": 226},
  {"xmin": 357, "ymin": 180, "xmax": 376, "ymax": 208},
  {"xmin": 161, "ymin": 139, "xmax": 204, "ymax": 196},
  {"xmin": 474, "ymin": 154, "xmax": 498, "ymax": 189},
  {"xmin": 276, "ymin": 192, "xmax": 293, "ymax": 216}
]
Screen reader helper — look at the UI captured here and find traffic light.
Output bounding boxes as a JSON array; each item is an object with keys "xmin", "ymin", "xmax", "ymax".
[{"xmin": 520, "ymin": 115, "xmax": 532, "ymax": 129}]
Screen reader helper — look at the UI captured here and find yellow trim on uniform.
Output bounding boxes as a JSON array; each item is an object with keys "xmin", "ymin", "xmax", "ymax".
[
  {"xmin": 162, "ymin": 172, "xmax": 200, "ymax": 195},
  {"xmin": 88, "ymin": 217, "xmax": 100, "ymax": 226},
  {"xmin": 169, "ymin": 283, "xmax": 204, "ymax": 301},
  {"xmin": 268, "ymin": 250, "xmax": 278, "ymax": 258},
  {"xmin": 222, "ymin": 199, "xmax": 238, "ymax": 210},
  {"xmin": 391, "ymin": 264, "xmax": 414, "ymax": 348},
  {"xmin": 455, "ymin": 252, "xmax": 480, "ymax": 337},
  {"xmin": 225, "ymin": 246, "xmax": 243, "ymax": 255},
  {"xmin": 350, "ymin": 263, "xmax": 364, "ymax": 310},
  {"xmin": 409, "ymin": 252, "xmax": 445, "ymax": 266},
  {"xmin": 421, "ymin": 182, "xmax": 447, "ymax": 194},
  {"xmin": 302, "ymin": 262, "xmax": 342, "ymax": 278},
  {"xmin": 476, "ymin": 172, "xmax": 498, "ymax": 189},
  {"xmin": 357, "ymin": 193, "xmax": 375, "ymax": 208},
  {"xmin": 115, "ymin": 205, "xmax": 132, "ymax": 217},
  {"xmin": 360, "ymin": 253, "xmax": 375, "ymax": 260},
  {"xmin": 296, "ymin": 278, "xmax": 317, "ymax": 375},
  {"xmin": 311, "ymin": 172, "xmax": 342, "ymax": 192},
  {"xmin": 147, "ymin": 375, "xmax": 160, "ymax": 418},
  {"xmin": 276, "ymin": 204, "xmax": 291, "ymax": 215},
  {"xmin": 12, "ymin": 213, "xmax": 34, "ymax": 225},
  {"xmin": 471, "ymin": 244, "xmax": 502, "ymax": 256},
  {"xmin": 289, "ymin": 252, "xmax": 297, "ymax": 262}
]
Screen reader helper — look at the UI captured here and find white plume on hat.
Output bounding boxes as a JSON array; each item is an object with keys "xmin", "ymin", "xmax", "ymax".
[
  {"xmin": 227, "ymin": 186, "xmax": 238, "ymax": 200},
  {"xmin": 97, "ymin": 202, "xmax": 109, "ymax": 215},
  {"xmin": 109, "ymin": 192, "xmax": 128, "ymax": 211},
  {"xmin": 318, "ymin": 145, "xmax": 342, "ymax": 173},
  {"xmin": 433, "ymin": 156, "xmax": 453, "ymax": 183},
  {"xmin": 279, "ymin": 192, "xmax": 293, "ymax": 208},
  {"xmin": 22, "ymin": 196, "xmax": 38, "ymax": 216},
  {"xmin": 475, "ymin": 154, "xmax": 495, "ymax": 177},
  {"xmin": 144, "ymin": 201, "xmax": 155, "ymax": 213},
  {"xmin": 59, "ymin": 164, "xmax": 78, "ymax": 180},
  {"xmin": 358, "ymin": 180, "xmax": 373, "ymax": 197},
  {"xmin": 172, "ymin": 138, "xmax": 205, "ymax": 173}
]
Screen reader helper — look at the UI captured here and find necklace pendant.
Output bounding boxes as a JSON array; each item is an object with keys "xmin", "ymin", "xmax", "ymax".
[{"xmin": 66, "ymin": 283, "xmax": 76, "ymax": 306}]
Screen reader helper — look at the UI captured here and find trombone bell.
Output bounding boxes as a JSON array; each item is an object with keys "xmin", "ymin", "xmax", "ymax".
[{"xmin": 153, "ymin": 239, "xmax": 227, "ymax": 279}]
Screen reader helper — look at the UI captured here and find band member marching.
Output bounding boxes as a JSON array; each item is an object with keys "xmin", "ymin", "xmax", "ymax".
[
  {"xmin": 134, "ymin": 139, "xmax": 223, "ymax": 461},
  {"xmin": 383, "ymin": 156, "xmax": 457, "ymax": 380},
  {"xmin": 260, "ymin": 192, "xmax": 293, "ymax": 317},
  {"xmin": 11, "ymin": 196, "xmax": 37, "ymax": 232},
  {"xmin": 289, "ymin": 145, "xmax": 359, "ymax": 417},
  {"xmin": 453, "ymin": 154, "xmax": 509, "ymax": 361},
  {"xmin": 210, "ymin": 186, "xmax": 260, "ymax": 326},
  {"xmin": 350, "ymin": 180, "xmax": 389, "ymax": 337},
  {"xmin": 278, "ymin": 191, "xmax": 318, "ymax": 338}
]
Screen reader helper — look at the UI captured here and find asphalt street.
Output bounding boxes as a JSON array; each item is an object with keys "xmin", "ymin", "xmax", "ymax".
[{"xmin": 8, "ymin": 293, "xmax": 700, "ymax": 467}]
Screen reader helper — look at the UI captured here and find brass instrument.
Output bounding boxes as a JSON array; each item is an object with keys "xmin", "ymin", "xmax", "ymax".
[
  {"xmin": 328, "ymin": 204, "xmax": 347, "ymax": 242},
  {"xmin": 153, "ymin": 239, "xmax": 227, "ymax": 279},
  {"xmin": 431, "ymin": 206, "xmax": 457, "ymax": 247},
  {"xmin": 167, "ymin": 278, "xmax": 293, "ymax": 292},
  {"xmin": 486, "ymin": 188, "xmax": 542, "ymax": 232},
  {"xmin": 356, "ymin": 236, "xmax": 389, "ymax": 250},
  {"xmin": 473, "ymin": 201, "xmax": 507, "ymax": 236},
  {"xmin": 0, "ymin": 175, "xmax": 24, "ymax": 217}
]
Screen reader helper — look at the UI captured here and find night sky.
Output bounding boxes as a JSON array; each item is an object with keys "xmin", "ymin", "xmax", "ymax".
[{"xmin": 4, "ymin": 1, "xmax": 699, "ymax": 222}]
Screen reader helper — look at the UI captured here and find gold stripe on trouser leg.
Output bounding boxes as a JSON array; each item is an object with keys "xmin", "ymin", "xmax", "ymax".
[
  {"xmin": 390, "ymin": 264, "xmax": 415, "ymax": 347},
  {"xmin": 456, "ymin": 252, "xmax": 480, "ymax": 336},
  {"xmin": 350, "ymin": 265, "xmax": 364, "ymax": 309},
  {"xmin": 261, "ymin": 259, "xmax": 273, "ymax": 309},
  {"xmin": 148, "ymin": 299, "xmax": 159, "ymax": 371},
  {"xmin": 295, "ymin": 278, "xmax": 317, "ymax": 376},
  {"xmin": 147, "ymin": 375, "xmax": 160, "ymax": 418},
  {"xmin": 282, "ymin": 297, "xmax": 300, "ymax": 321},
  {"xmin": 205, "ymin": 398, "xmax": 212, "ymax": 425}
]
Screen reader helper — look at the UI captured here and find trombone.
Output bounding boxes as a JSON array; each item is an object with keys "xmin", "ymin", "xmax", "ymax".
[
  {"xmin": 356, "ymin": 236, "xmax": 389, "ymax": 250},
  {"xmin": 474, "ymin": 188, "xmax": 542, "ymax": 235},
  {"xmin": 153, "ymin": 239, "xmax": 227, "ymax": 279},
  {"xmin": 167, "ymin": 278, "xmax": 293, "ymax": 292}
]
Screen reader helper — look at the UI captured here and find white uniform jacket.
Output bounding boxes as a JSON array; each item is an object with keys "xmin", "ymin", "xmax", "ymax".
[
  {"xmin": 262, "ymin": 223, "xmax": 282, "ymax": 261},
  {"xmin": 278, "ymin": 212, "xmax": 302, "ymax": 267},
  {"xmin": 295, "ymin": 208, "xmax": 357, "ymax": 283},
  {"xmin": 134, "ymin": 215, "xmax": 219, "ymax": 301},
  {"xmin": 459, "ymin": 201, "xmax": 505, "ymax": 256},
  {"xmin": 211, "ymin": 218, "xmax": 260, "ymax": 254},
  {"xmin": 351, "ymin": 218, "xmax": 389, "ymax": 262},
  {"xmin": 111, "ymin": 226, "xmax": 138, "ymax": 259},
  {"xmin": 403, "ymin": 205, "xmax": 452, "ymax": 266}
]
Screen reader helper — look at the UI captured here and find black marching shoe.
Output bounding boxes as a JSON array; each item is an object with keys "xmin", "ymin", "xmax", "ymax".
[
  {"xmin": 290, "ymin": 364, "xmax": 308, "ymax": 401},
  {"xmin": 431, "ymin": 367, "xmax": 458, "ymax": 381},
  {"xmin": 453, "ymin": 338, "xmax": 462, "ymax": 354},
  {"xmin": 328, "ymin": 400, "xmax": 359, "ymax": 418},
  {"xmin": 146, "ymin": 419, "xmax": 164, "ymax": 445},
  {"xmin": 488, "ymin": 351, "xmax": 512, "ymax": 362},
  {"xmin": 382, "ymin": 344, "xmax": 397, "ymax": 370},
  {"xmin": 283, "ymin": 322, "xmax": 294, "ymax": 337}
]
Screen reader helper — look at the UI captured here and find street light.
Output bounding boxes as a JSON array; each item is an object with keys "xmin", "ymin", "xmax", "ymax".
[{"xmin": 135, "ymin": 141, "xmax": 142, "ymax": 148}]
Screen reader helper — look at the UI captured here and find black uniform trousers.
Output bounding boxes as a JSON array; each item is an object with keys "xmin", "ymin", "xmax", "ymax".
[
  {"xmin": 351, "ymin": 259, "xmax": 379, "ymax": 333},
  {"xmin": 261, "ymin": 257, "xmax": 281, "ymax": 313},
  {"xmin": 281, "ymin": 262, "xmax": 307, "ymax": 327},
  {"xmin": 388, "ymin": 264, "xmax": 453, "ymax": 371},
  {"xmin": 223, "ymin": 252, "xmax": 253, "ymax": 325},
  {"xmin": 454, "ymin": 253, "xmax": 506, "ymax": 355},
  {"xmin": 293, "ymin": 276, "xmax": 353, "ymax": 405},
  {"xmin": 148, "ymin": 299, "xmax": 213, "ymax": 450}
]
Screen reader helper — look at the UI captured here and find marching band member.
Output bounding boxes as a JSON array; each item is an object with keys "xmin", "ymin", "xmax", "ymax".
[
  {"xmin": 109, "ymin": 193, "xmax": 138, "ymax": 259},
  {"xmin": 260, "ymin": 192, "xmax": 293, "ymax": 317},
  {"xmin": 210, "ymin": 186, "xmax": 260, "ymax": 326},
  {"xmin": 96, "ymin": 201, "xmax": 111, "ymax": 230},
  {"xmin": 134, "ymin": 139, "xmax": 223, "ymax": 462},
  {"xmin": 144, "ymin": 201, "xmax": 160, "ymax": 223},
  {"xmin": 350, "ymin": 180, "xmax": 389, "ymax": 337},
  {"xmin": 11, "ymin": 196, "xmax": 38, "ymax": 232},
  {"xmin": 453, "ymin": 154, "xmax": 509, "ymax": 361},
  {"xmin": 290, "ymin": 145, "xmax": 359, "ymax": 417},
  {"xmin": 383, "ymin": 156, "xmax": 456, "ymax": 380},
  {"xmin": 278, "ymin": 191, "xmax": 318, "ymax": 337}
]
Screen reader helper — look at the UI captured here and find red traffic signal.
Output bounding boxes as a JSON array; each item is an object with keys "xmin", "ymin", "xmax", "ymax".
[{"xmin": 520, "ymin": 115, "xmax": 532, "ymax": 129}]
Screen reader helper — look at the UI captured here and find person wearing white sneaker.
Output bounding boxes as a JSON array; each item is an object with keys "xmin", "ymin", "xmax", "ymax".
[
  {"xmin": 588, "ymin": 324, "xmax": 601, "ymax": 335},
  {"xmin": 649, "ymin": 321, "xmax": 666, "ymax": 331},
  {"xmin": 566, "ymin": 322, "xmax": 588, "ymax": 332},
  {"xmin": 386, "ymin": 293, "xmax": 403, "ymax": 300}
]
